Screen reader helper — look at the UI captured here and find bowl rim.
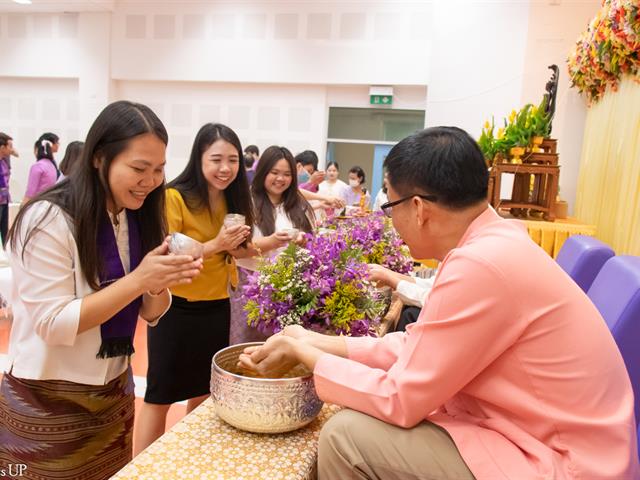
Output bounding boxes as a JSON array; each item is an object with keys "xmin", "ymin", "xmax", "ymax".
[{"xmin": 212, "ymin": 342, "xmax": 314, "ymax": 383}]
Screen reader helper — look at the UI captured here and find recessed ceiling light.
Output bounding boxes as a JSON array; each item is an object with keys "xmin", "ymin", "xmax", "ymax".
[{"xmin": 12, "ymin": 0, "xmax": 33, "ymax": 4}]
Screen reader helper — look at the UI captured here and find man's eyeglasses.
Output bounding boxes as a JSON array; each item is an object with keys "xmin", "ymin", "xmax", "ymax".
[{"xmin": 380, "ymin": 194, "xmax": 438, "ymax": 218}]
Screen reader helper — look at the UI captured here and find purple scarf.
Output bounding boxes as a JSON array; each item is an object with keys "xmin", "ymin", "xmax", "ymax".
[{"xmin": 96, "ymin": 209, "xmax": 143, "ymax": 359}]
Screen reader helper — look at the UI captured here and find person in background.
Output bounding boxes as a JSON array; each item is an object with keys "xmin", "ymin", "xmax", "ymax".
[
  {"xmin": 318, "ymin": 161, "xmax": 348, "ymax": 199},
  {"xmin": 318, "ymin": 161, "xmax": 348, "ymax": 218},
  {"xmin": 0, "ymin": 132, "xmax": 16, "ymax": 245},
  {"xmin": 238, "ymin": 126, "xmax": 639, "ymax": 479},
  {"xmin": 135, "ymin": 123, "xmax": 253, "ymax": 455},
  {"xmin": 372, "ymin": 171, "xmax": 389, "ymax": 211},
  {"xmin": 23, "ymin": 133, "xmax": 61, "ymax": 203},
  {"xmin": 244, "ymin": 153, "xmax": 256, "ymax": 184},
  {"xmin": 58, "ymin": 141, "xmax": 84, "ymax": 180},
  {"xmin": 0, "ymin": 101, "xmax": 202, "ymax": 479},
  {"xmin": 368, "ymin": 263, "xmax": 434, "ymax": 332},
  {"xmin": 230, "ymin": 145, "xmax": 315, "ymax": 345},
  {"xmin": 39, "ymin": 132, "xmax": 60, "ymax": 156},
  {"xmin": 244, "ymin": 144, "xmax": 260, "ymax": 169},
  {"xmin": 296, "ymin": 150, "xmax": 324, "ymax": 192},
  {"xmin": 344, "ymin": 165, "xmax": 370, "ymax": 211}
]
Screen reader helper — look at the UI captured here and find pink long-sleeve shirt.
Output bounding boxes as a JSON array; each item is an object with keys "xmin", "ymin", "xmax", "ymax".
[
  {"xmin": 25, "ymin": 158, "xmax": 58, "ymax": 198},
  {"xmin": 314, "ymin": 207, "xmax": 639, "ymax": 479}
]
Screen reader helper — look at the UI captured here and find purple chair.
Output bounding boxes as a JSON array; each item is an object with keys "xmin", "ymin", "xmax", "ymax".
[
  {"xmin": 587, "ymin": 255, "xmax": 640, "ymax": 426},
  {"xmin": 556, "ymin": 235, "xmax": 614, "ymax": 293}
]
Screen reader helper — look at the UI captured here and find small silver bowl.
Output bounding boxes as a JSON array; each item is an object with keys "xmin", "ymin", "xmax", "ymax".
[{"xmin": 210, "ymin": 342, "xmax": 324, "ymax": 434}]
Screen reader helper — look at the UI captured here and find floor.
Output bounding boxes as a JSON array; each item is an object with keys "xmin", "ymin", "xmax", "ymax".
[{"xmin": 0, "ymin": 309, "xmax": 188, "ymax": 456}]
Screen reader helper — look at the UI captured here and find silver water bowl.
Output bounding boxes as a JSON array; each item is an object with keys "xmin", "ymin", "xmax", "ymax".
[{"xmin": 210, "ymin": 342, "xmax": 324, "ymax": 434}]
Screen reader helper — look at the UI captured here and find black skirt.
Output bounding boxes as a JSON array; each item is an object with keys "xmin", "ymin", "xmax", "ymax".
[{"xmin": 144, "ymin": 295, "xmax": 230, "ymax": 404}]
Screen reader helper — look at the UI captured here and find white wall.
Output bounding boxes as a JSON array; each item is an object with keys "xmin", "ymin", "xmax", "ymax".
[
  {"xmin": 425, "ymin": 1, "xmax": 530, "ymax": 136},
  {"xmin": 0, "ymin": 0, "xmax": 601, "ymax": 211},
  {"xmin": 115, "ymin": 81, "xmax": 329, "ymax": 182},
  {"xmin": 110, "ymin": 2, "xmax": 432, "ymax": 85},
  {"xmin": 520, "ymin": 1, "xmax": 600, "ymax": 214},
  {"xmin": 0, "ymin": 77, "xmax": 79, "ymax": 200}
]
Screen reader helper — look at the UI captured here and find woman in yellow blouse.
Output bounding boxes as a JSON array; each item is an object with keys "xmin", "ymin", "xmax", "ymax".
[{"xmin": 135, "ymin": 123, "xmax": 253, "ymax": 453}]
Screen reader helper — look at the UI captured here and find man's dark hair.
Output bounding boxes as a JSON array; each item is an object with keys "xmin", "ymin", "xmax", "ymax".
[
  {"xmin": 294, "ymin": 150, "xmax": 318, "ymax": 171},
  {"xmin": 244, "ymin": 144, "xmax": 259, "ymax": 156},
  {"xmin": 243, "ymin": 153, "xmax": 255, "ymax": 169},
  {"xmin": 384, "ymin": 126, "xmax": 488, "ymax": 209},
  {"xmin": 0, "ymin": 133, "xmax": 12, "ymax": 147}
]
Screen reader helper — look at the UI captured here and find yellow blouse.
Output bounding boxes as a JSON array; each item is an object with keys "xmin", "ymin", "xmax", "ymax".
[{"xmin": 165, "ymin": 187, "xmax": 230, "ymax": 301}]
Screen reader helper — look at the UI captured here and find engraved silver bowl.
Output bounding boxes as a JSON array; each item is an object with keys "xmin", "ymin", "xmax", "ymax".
[{"xmin": 210, "ymin": 342, "xmax": 324, "ymax": 434}]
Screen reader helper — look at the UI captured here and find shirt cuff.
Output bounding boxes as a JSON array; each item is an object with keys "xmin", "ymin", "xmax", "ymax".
[{"xmin": 313, "ymin": 352, "xmax": 346, "ymax": 404}]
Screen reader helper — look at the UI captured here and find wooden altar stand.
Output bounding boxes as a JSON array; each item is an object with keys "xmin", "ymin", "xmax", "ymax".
[{"xmin": 488, "ymin": 139, "xmax": 560, "ymax": 221}]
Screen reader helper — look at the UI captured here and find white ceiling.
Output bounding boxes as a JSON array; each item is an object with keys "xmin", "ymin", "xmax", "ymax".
[{"xmin": 0, "ymin": 0, "xmax": 115, "ymax": 12}]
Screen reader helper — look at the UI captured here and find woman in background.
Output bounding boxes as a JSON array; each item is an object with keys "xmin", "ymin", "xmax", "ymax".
[
  {"xmin": 23, "ymin": 132, "xmax": 60, "ymax": 203},
  {"xmin": 58, "ymin": 141, "xmax": 85, "ymax": 180},
  {"xmin": 230, "ymin": 145, "xmax": 315, "ymax": 345},
  {"xmin": 136, "ymin": 123, "xmax": 253, "ymax": 454},
  {"xmin": 344, "ymin": 166, "xmax": 370, "ymax": 211},
  {"xmin": 318, "ymin": 161, "xmax": 348, "ymax": 203}
]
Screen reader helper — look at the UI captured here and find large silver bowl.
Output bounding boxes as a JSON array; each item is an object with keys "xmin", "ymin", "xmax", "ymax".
[{"xmin": 210, "ymin": 342, "xmax": 324, "ymax": 434}]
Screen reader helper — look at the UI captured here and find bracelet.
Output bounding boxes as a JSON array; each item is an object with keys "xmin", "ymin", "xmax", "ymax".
[{"xmin": 146, "ymin": 288, "xmax": 165, "ymax": 297}]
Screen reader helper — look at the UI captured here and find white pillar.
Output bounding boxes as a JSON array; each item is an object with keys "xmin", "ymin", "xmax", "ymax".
[{"xmin": 77, "ymin": 12, "xmax": 114, "ymax": 138}]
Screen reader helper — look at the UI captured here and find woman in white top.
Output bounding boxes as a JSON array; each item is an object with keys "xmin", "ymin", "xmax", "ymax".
[
  {"xmin": 318, "ymin": 161, "xmax": 348, "ymax": 199},
  {"xmin": 318, "ymin": 161, "xmax": 348, "ymax": 217},
  {"xmin": 0, "ymin": 101, "xmax": 202, "ymax": 480},
  {"xmin": 344, "ymin": 165, "xmax": 371, "ymax": 212},
  {"xmin": 373, "ymin": 171, "xmax": 390, "ymax": 211},
  {"xmin": 231, "ymin": 146, "xmax": 315, "ymax": 344}
]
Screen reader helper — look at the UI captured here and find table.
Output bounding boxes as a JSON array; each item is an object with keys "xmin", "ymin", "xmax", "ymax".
[
  {"xmin": 521, "ymin": 217, "xmax": 597, "ymax": 258},
  {"xmin": 112, "ymin": 399, "xmax": 341, "ymax": 480},
  {"xmin": 489, "ymin": 163, "xmax": 560, "ymax": 221}
]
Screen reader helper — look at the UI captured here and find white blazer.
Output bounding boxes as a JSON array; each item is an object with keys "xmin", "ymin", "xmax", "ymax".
[{"xmin": 6, "ymin": 201, "xmax": 161, "ymax": 385}]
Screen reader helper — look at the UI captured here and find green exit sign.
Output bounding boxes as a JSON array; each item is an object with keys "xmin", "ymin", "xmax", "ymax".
[{"xmin": 370, "ymin": 95, "xmax": 393, "ymax": 105}]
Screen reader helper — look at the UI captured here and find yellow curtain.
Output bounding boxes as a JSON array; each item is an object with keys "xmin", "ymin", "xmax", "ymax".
[{"xmin": 575, "ymin": 76, "xmax": 640, "ymax": 256}]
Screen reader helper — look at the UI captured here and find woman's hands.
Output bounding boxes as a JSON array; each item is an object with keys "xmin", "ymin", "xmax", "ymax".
[
  {"xmin": 132, "ymin": 236, "xmax": 203, "ymax": 295},
  {"xmin": 207, "ymin": 224, "xmax": 251, "ymax": 256}
]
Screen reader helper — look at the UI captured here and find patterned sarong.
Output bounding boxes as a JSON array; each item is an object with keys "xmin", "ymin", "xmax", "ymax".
[{"xmin": 0, "ymin": 369, "xmax": 134, "ymax": 480}]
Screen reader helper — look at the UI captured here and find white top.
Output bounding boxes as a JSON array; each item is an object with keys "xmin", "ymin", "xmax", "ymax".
[
  {"xmin": 6, "ymin": 201, "xmax": 162, "ymax": 385},
  {"xmin": 318, "ymin": 179, "xmax": 348, "ymax": 199},
  {"xmin": 236, "ymin": 203, "xmax": 295, "ymax": 272},
  {"xmin": 395, "ymin": 276, "xmax": 435, "ymax": 308},
  {"xmin": 373, "ymin": 189, "xmax": 388, "ymax": 211}
]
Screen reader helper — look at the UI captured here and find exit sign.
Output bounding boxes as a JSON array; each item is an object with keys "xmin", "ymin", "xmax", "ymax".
[{"xmin": 370, "ymin": 95, "xmax": 392, "ymax": 105}]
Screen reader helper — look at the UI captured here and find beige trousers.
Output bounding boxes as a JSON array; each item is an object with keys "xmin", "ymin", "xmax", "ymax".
[{"xmin": 317, "ymin": 409, "xmax": 475, "ymax": 480}]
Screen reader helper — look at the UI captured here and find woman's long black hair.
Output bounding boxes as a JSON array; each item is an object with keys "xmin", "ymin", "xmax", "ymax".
[
  {"xmin": 168, "ymin": 123, "xmax": 254, "ymax": 231},
  {"xmin": 251, "ymin": 145, "xmax": 313, "ymax": 236},
  {"xmin": 8, "ymin": 101, "xmax": 168, "ymax": 290}
]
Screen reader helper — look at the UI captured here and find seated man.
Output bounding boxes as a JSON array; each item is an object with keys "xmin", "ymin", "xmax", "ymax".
[
  {"xmin": 368, "ymin": 263, "xmax": 435, "ymax": 331},
  {"xmin": 240, "ymin": 126, "xmax": 639, "ymax": 479}
]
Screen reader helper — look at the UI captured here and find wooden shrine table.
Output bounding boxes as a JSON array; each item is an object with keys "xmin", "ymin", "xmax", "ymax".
[{"xmin": 489, "ymin": 163, "xmax": 560, "ymax": 221}]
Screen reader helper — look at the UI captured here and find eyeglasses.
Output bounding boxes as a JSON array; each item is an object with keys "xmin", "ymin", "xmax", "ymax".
[{"xmin": 380, "ymin": 194, "xmax": 438, "ymax": 218}]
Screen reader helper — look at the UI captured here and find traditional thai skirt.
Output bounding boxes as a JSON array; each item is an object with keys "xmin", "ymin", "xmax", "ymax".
[{"xmin": 0, "ymin": 368, "xmax": 134, "ymax": 480}]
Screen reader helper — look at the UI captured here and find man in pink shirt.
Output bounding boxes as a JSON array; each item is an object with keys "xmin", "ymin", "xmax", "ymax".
[{"xmin": 240, "ymin": 127, "xmax": 639, "ymax": 479}]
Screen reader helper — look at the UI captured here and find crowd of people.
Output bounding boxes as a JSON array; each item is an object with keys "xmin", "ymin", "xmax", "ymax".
[{"xmin": 0, "ymin": 102, "xmax": 638, "ymax": 480}]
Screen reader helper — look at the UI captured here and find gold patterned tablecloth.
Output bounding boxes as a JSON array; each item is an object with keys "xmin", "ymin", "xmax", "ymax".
[
  {"xmin": 112, "ymin": 399, "xmax": 340, "ymax": 480},
  {"xmin": 523, "ymin": 217, "xmax": 597, "ymax": 258}
]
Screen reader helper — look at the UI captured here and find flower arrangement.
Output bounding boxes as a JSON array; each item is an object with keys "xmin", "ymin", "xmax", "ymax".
[
  {"xmin": 241, "ymin": 212, "xmax": 412, "ymax": 336},
  {"xmin": 322, "ymin": 212, "xmax": 414, "ymax": 275},
  {"xmin": 567, "ymin": 0, "xmax": 640, "ymax": 104},
  {"xmin": 242, "ymin": 240, "xmax": 387, "ymax": 336},
  {"xmin": 478, "ymin": 96, "xmax": 552, "ymax": 165}
]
